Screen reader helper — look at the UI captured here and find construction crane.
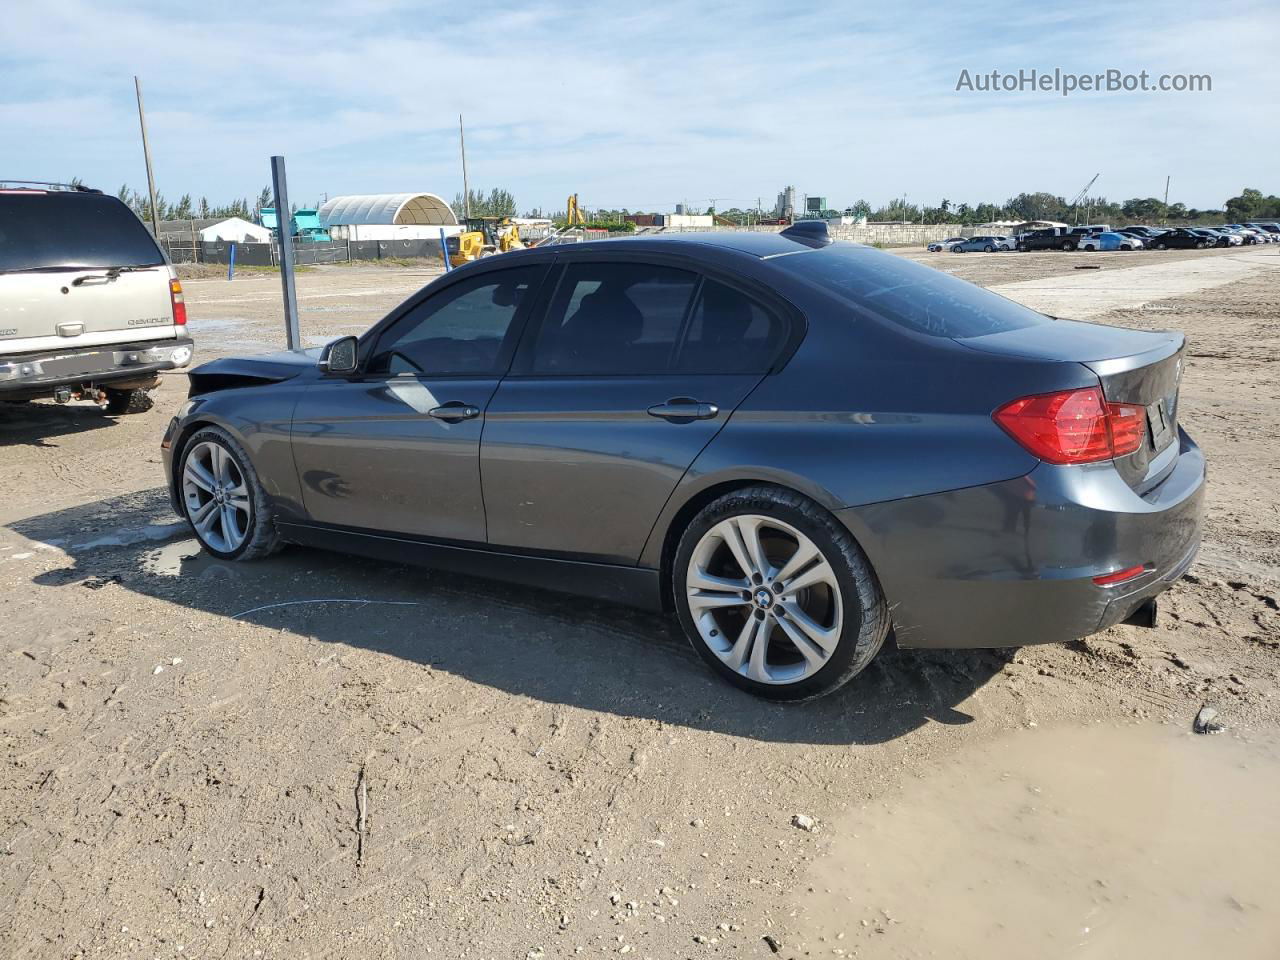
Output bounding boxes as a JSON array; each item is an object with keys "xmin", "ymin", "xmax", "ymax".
[
  {"xmin": 1069, "ymin": 174, "xmax": 1100, "ymax": 225},
  {"xmin": 565, "ymin": 194, "xmax": 586, "ymax": 226}
]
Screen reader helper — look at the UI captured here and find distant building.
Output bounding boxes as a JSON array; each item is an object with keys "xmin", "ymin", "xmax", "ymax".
[
  {"xmin": 199, "ymin": 217, "xmax": 272, "ymax": 243},
  {"xmin": 774, "ymin": 186, "xmax": 796, "ymax": 220},
  {"xmin": 317, "ymin": 193, "xmax": 462, "ymax": 241},
  {"xmin": 657, "ymin": 213, "xmax": 714, "ymax": 229}
]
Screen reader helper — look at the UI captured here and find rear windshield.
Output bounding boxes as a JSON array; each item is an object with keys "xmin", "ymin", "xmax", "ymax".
[
  {"xmin": 774, "ymin": 243, "xmax": 1049, "ymax": 339},
  {"xmin": 0, "ymin": 192, "xmax": 164, "ymax": 272}
]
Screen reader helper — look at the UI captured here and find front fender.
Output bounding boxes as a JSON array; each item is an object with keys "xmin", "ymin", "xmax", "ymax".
[{"xmin": 163, "ymin": 383, "xmax": 309, "ymax": 523}]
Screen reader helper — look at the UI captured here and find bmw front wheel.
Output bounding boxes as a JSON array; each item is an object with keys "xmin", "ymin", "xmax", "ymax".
[
  {"xmin": 674, "ymin": 487, "xmax": 889, "ymax": 701},
  {"xmin": 180, "ymin": 426, "xmax": 280, "ymax": 560}
]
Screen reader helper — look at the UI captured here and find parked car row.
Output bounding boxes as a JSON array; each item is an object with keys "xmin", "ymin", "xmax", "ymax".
[
  {"xmin": 928, "ymin": 221, "xmax": 1280, "ymax": 254},
  {"xmin": 928, "ymin": 235, "xmax": 1017, "ymax": 253}
]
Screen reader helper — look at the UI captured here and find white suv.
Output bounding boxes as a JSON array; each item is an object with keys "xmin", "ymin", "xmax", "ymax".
[{"xmin": 0, "ymin": 182, "xmax": 194, "ymax": 415}]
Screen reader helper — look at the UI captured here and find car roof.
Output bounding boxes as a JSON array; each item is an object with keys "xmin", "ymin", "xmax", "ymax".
[{"xmin": 532, "ymin": 230, "xmax": 821, "ymax": 261}]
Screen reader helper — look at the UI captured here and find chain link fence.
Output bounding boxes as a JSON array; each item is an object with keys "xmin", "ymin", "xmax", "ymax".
[{"xmin": 159, "ymin": 237, "xmax": 448, "ymax": 267}]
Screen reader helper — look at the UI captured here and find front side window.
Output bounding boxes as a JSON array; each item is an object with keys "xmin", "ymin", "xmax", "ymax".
[
  {"xmin": 527, "ymin": 262, "xmax": 698, "ymax": 375},
  {"xmin": 369, "ymin": 267, "xmax": 539, "ymax": 376}
]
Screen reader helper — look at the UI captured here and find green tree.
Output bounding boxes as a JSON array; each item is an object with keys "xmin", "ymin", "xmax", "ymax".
[
  {"xmin": 451, "ymin": 187, "xmax": 518, "ymax": 219},
  {"xmin": 1006, "ymin": 192, "xmax": 1067, "ymax": 221},
  {"xmin": 172, "ymin": 194, "xmax": 194, "ymax": 220}
]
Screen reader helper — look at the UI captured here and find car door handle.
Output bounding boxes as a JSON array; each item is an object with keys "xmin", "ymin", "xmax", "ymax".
[
  {"xmin": 428, "ymin": 402, "xmax": 481, "ymax": 422},
  {"xmin": 646, "ymin": 397, "xmax": 720, "ymax": 422}
]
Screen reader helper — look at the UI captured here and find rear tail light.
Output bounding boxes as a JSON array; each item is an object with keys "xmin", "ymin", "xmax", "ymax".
[
  {"xmin": 170, "ymin": 278, "xmax": 187, "ymax": 326},
  {"xmin": 1093, "ymin": 564, "xmax": 1147, "ymax": 587},
  {"xmin": 994, "ymin": 387, "xmax": 1145, "ymax": 464}
]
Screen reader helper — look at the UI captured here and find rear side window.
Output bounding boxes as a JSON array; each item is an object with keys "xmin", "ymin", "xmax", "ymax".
[
  {"xmin": 527, "ymin": 262, "xmax": 698, "ymax": 375},
  {"xmin": 0, "ymin": 193, "xmax": 164, "ymax": 272},
  {"xmin": 675, "ymin": 279, "xmax": 786, "ymax": 374},
  {"xmin": 775, "ymin": 244, "xmax": 1049, "ymax": 339}
]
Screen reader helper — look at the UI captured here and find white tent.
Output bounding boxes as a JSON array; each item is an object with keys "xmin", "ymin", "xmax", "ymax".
[
  {"xmin": 318, "ymin": 193, "xmax": 461, "ymax": 240},
  {"xmin": 199, "ymin": 217, "xmax": 272, "ymax": 243}
]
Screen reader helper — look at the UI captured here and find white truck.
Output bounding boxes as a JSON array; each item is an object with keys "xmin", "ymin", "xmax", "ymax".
[{"xmin": 0, "ymin": 182, "xmax": 194, "ymax": 415}]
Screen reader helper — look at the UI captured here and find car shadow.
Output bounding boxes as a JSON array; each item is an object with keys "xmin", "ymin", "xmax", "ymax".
[
  {"xmin": 0, "ymin": 400, "xmax": 122, "ymax": 447},
  {"xmin": 12, "ymin": 489, "xmax": 1011, "ymax": 746}
]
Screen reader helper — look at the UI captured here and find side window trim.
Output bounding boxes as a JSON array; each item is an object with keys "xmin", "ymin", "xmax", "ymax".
[{"xmin": 362, "ymin": 263, "xmax": 548, "ymax": 380}]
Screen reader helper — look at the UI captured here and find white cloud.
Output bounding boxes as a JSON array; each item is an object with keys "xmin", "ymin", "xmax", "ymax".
[{"xmin": 1, "ymin": 0, "xmax": 1275, "ymax": 211}]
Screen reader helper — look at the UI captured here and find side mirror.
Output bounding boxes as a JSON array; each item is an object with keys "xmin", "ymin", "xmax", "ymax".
[{"xmin": 320, "ymin": 335, "xmax": 358, "ymax": 374}]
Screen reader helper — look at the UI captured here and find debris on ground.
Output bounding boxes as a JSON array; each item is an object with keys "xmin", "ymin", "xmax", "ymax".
[{"xmin": 1193, "ymin": 704, "xmax": 1226, "ymax": 735}]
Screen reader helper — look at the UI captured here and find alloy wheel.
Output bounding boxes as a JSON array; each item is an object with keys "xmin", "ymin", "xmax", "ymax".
[
  {"xmin": 182, "ymin": 440, "xmax": 252, "ymax": 553},
  {"xmin": 685, "ymin": 515, "xmax": 843, "ymax": 685}
]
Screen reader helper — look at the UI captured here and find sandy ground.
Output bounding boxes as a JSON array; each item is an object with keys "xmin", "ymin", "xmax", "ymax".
[{"xmin": 2, "ymin": 247, "xmax": 1278, "ymax": 959}]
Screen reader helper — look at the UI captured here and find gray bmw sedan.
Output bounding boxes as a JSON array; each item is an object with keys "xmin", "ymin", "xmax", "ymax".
[{"xmin": 161, "ymin": 222, "xmax": 1204, "ymax": 700}]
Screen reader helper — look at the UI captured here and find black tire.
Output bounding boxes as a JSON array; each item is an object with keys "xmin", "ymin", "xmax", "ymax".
[
  {"xmin": 983, "ymin": 244, "xmax": 994, "ymax": 252},
  {"xmin": 179, "ymin": 426, "xmax": 281, "ymax": 561},
  {"xmin": 672, "ymin": 486, "xmax": 889, "ymax": 702},
  {"xmin": 105, "ymin": 387, "xmax": 154, "ymax": 415},
  {"xmin": 1063, "ymin": 241, "xmax": 1076, "ymax": 252},
  {"xmin": 952, "ymin": 245, "xmax": 964, "ymax": 253},
  {"xmin": 1155, "ymin": 242, "xmax": 1167, "ymax": 250}
]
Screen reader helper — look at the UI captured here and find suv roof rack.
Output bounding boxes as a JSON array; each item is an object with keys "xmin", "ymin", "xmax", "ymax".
[{"xmin": 0, "ymin": 180, "xmax": 102, "ymax": 193}]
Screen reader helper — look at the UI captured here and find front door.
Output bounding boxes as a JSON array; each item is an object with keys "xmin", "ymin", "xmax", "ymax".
[
  {"xmin": 290, "ymin": 264, "xmax": 544, "ymax": 542},
  {"xmin": 481, "ymin": 261, "xmax": 791, "ymax": 564}
]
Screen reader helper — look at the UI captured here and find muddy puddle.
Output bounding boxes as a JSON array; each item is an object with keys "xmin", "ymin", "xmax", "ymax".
[{"xmin": 800, "ymin": 724, "xmax": 1280, "ymax": 959}]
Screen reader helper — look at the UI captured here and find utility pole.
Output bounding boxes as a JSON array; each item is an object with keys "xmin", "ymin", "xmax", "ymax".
[
  {"xmin": 459, "ymin": 114, "xmax": 471, "ymax": 219},
  {"xmin": 133, "ymin": 76, "xmax": 161, "ymax": 239},
  {"xmin": 1163, "ymin": 176, "xmax": 1170, "ymax": 208}
]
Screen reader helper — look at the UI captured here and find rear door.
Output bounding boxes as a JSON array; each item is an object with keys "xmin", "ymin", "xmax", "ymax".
[
  {"xmin": 480, "ymin": 258, "xmax": 792, "ymax": 564},
  {"xmin": 0, "ymin": 191, "xmax": 176, "ymax": 354}
]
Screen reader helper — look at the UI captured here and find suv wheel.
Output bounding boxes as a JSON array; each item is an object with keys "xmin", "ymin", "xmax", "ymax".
[
  {"xmin": 1155, "ymin": 241, "xmax": 1168, "ymax": 250},
  {"xmin": 1063, "ymin": 241, "xmax": 1076, "ymax": 252},
  {"xmin": 180, "ymin": 427, "xmax": 281, "ymax": 560},
  {"xmin": 673, "ymin": 486, "xmax": 889, "ymax": 701},
  {"xmin": 104, "ymin": 387, "xmax": 154, "ymax": 415}
]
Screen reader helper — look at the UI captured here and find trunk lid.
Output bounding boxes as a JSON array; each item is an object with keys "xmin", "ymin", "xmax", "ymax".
[
  {"xmin": 960, "ymin": 318, "xmax": 1186, "ymax": 491},
  {"xmin": 0, "ymin": 268, "xmax": 177, "ymax": 355}
]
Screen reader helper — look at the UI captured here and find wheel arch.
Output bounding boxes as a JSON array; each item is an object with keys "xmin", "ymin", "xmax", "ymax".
[{"xmin": 167, "ymin": 415, "xmax": 254, "ymax": 513}]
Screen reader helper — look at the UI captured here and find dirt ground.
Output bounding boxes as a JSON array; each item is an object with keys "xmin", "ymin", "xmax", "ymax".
[{"xmin": 2, "ymin": 247, "xmax": 1278, "ymax": 959}]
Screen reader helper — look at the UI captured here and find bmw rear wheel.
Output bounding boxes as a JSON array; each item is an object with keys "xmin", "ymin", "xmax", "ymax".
[
  {"xmin": 674, "ymin": 487, "xmax": 888, "ymax": 701},
  {"xmin": 180, "ymin": 427, "xmax": 280, "ymax": 560}
]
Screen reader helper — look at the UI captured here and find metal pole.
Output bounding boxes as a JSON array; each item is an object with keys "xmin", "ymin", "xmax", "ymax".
[
  {"xmin": 459, "ymin": 114, "xmax": 471, "ymax": 219},
  {"xmin": 270, "ymin": 156, "xmax": 301, "ymax": 351},
  {"xmin": 228, "ymin": 242, "xmax": 236, "ymax": 281},
  {"xmin": 134, "ymin": 76, "xmax": 161, "ymax": 240},
  {"xmin": 439, "ymin": 228, "xmax": 452, "ymax": 272}
]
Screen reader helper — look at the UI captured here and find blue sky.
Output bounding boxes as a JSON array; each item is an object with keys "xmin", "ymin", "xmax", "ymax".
[{"xmin": 2, "ymin": 1, "xmax": 1275, "ymax": 213}]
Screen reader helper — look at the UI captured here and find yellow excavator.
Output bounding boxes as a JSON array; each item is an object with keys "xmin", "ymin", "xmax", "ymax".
[{"xmin": 447, "ymin": 217, "xmax": 524, "ymax": 267}]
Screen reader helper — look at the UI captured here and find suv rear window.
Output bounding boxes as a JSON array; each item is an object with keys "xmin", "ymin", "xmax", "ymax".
[
  {"xmin": 0, "ymin": 192, "xmax": 164, "ymax": 273},
  {"xmin": 775, "ymin": 244, "xmax": 1049, "ymax": 339}
]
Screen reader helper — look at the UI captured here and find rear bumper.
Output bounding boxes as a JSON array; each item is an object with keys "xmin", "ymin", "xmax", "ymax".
[
  {"xmin": 0, "ymin": 338, "xmax": 194, "ymax": 395},
  {"xmin": 839, "ymin": 428, "xmax": 1205, "ymax": 649}
]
